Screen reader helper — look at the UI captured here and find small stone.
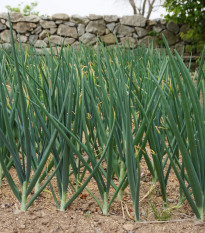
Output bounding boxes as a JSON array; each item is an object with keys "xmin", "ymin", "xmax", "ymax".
[
  {"xmin": 71, "ymin": 41, "xmax": 80, "ymax": 49},
  {"xmin": 133, "ymin": 33, "xmax": 138, "ymax": 39},
  {"xmin": 65, "ymin": 38, "xmax": 75, "ymax": 45},
  {"xmin": 57, "ymin": 24, "xmax": 78, "ymax": 38},
  {"xmin": 13, "ymin": 22, "xmax": 36, "ymax": 33},
  {"xmin": 147, "ymin": 20, "xmax": 157, "ymax": 26},
  {"xmin": 0, "ymin": 12, "xmax": 23, "ymax": 22},
  {"xmin": 107, "ymin": 23, "xmax": 115, "ymax": 32},
  {"xmin": 100, "ymin": 33, "xmax": 116, "ymax": 45},
  {"xmin": 50, "ymin": 28, "xmax": 57, "ymax": 34},
  {"xmin": 71, "ymin": 15, "xmax": 89, "ymax": 25},
  {"xmin": 79, "ymin": 33, "xmax": 97, "ymax": 45},
  {"xmin": 141, "ymin": 209, "xmax": 146, "ymax": 216},
  {"xmin": 39, "ymin": 30, "xmax": 47, "ymax": 40},
  {"xmin": 5, "ymin": 21, "xmax": 10, "ymax": 28},
  {"xmin": 55, "ymin": 20, "xmax": 63, "ymax": 24},
  {"xmin": 23, "ymin": 15, "xmax": 40, "ymax": 23},
  {"xmin": 152, "ymin": 25, "xmax": 164, "ymax": 33},
  {"xmin": 160, "ymin": 19, "xmax": 167, "ymax": 25},
  {"xmin": 40, "ymin": 20, "xmax": 56, "ymax": 29},
  {"xmin": 64, "ymin": 21, "xmax": 76, "ymax": 27},
  {"xmin": 123, "ymin": 224, "xmax": 135, "ymax": 231},
  {"xmin": 1, "ymin": 19, "xmax": 6, "ymax": 24},
  {"xmin": 0, "ymin": 22, "xmax": 6, "ymax": 31},
  {"xmin": 138, "ymin": 36, "xmax": 158, "ymax": 47},
  {"xmin": 1, "ymin": 203, "xmax": 9, "ymax": 208},
  {"xmin": 86, "ymin": 19, "xmax": 106, "ymax": 35},
  {"xmin": 77, "ymin": 24, "xmax": 85, "ymax": 37},
  {"xmin": 35, "ymin": 40, "xmax": 47, "ymax": 48},
  {"xmin": 115, "ymin": 25, "xmax": 134, "ymax": 36},
  {"xmin": 160, "ymin": 30, "xmax": 179, "ymax": 45},
  {"xmin": 104, "ymin": 15, "xmax": 119, "ymax": 23},
  {"xmin": 105, "ymin": 29, "xmax": 110, "ymax": 34},
  {"xmin": 88, "ymin": 14, "xmax": 103, "ymax": 20},
  {"xmin": 31, "ymin": 26, "xmax": 42, "ymax": 35},
  {"xmin": 168, "ymin": 198, "xmax": 174, "ymax": 203},
  {"xmin": 44, "ymin": 37, "xmax": 49, "ymax": 44},
  {"xmin": 20, "ymin": 225, "xmax": 26, "ymax": 229},
  {"xmin": 120, "ymin": 37, "xmax": 137, "ymax": 48},
  {"xmin": 135, "ymin": 27, "xmax": 148, "ymax": 37},
  {"xmin": 0, "ymin": 30, "xmax": 17, "ymax": 42},
  {"xmin": 29, "ymin": 35, "xmax": 38, "ymax": 44},
  {"xmin": 120, "ymin": 15, "xmax": 146, "ymax": 27},
  {"xmin": 18, "ymin": 35, "xmax": 27, "ymax": 43},
  {"xmin": 167, "ymin": 20, "xmax": 179, "ymax": 34},
  {"xmin": 52, "ymin": 13, "xmax": 69, "ymax": 21}
]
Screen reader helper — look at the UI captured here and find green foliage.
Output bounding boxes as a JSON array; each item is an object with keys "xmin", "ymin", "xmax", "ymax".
[
  {"xmin": 148, "ymin": 31, "xmax": 160, "ymax": 37},
  {"xmin": 5, "ymin": 1, "xmax": 39, "ymax": 16},
  {"xmin": 149, "ymin": 203, "xmax": 172, "ymax": 221},
  {"xmin": 163, "ymin": 0, "xmax": 205, "ymax": 51}
]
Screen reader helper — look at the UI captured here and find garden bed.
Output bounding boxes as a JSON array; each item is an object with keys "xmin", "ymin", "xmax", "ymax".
[{"xmin": 0, "ymin": 158, "xmax": 205, "ymax": 233}]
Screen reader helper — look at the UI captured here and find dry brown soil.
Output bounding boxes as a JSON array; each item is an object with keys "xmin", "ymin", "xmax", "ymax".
[{"xmin": 0, "ymin": 158, "xmax": 205, "ymax": 233}]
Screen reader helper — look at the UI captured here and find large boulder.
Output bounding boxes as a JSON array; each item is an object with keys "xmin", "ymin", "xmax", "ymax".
[
  {"xmin": 52, "ymin": 13, "xmax": 69, "ymax": 21},
  {"xmin": 50, "ymin": 35, "xmax": 75, "ymax": 46},
  {"xmin": 35, "ymin": 40, "xmax": 47, "ymax": 48},
  {"xmin": 71, "ymin": 15, "xmax": 89, "ymax": 25},
  {"xmin": 0, "ymin": 23, "xmax": 6, "ymax": 31},
  {"xmin": 100, "ymin": 33, "xmax": 116, "ymax": 45},
  {"xmin": 13, "ymin": 22, "xmax": 36, "ymax": 33},
  {"xmin": 120, "ymin": 37, "xmax": 137, "ymax": 48},
  {"xmin": 79, "ymin": 33, "xmax": 97, "ymax": 45},
  {"xmin": 0, "ymin": 12, "xmax": 23, "ymax": 22},
  {"xmin": 167, "ymin": 21, "xmax": 179, "ymax": 34},
  {"xmin": 88, "ymin": 14, "xmax": 103, "ymax": 20},
  {"xmin": 22, "ymin": 15, "xmax": 41, "ymax": 23},
  {"xmin": 0, "ymin": 30, "xmax": 17, "ymax": 42},
  {"xmin": 104, "ymin": 15, "xmax": 118, "ymax": 23},
  {"xmin": 120, "ymin": 15, "xmax": 146, "ymax": 27},
  {"xmin": 135, "ymin": 27, "xmax": 148, "ymax": 37},
  {"xmin": 57, "ymin": 24, "xmax": 78, "ymax": 38},
  {"xmin": 18, "ymin": 35, "xmax": 27, "ymax": 43},
  {"xmin": 138, "ymin": 36, "xmax": 158, "ymax": 47},
  {"xmin": 174, "ymin": 42, "xmax": 185, "ymax": 54},
  {"xmin": 114, "ymin": 25, "xmax": 134, "ymax": 36},
  {"xmin": 86, "ymin": 19, "xmax": 106, "ymax": 35},
  {"xmin": 160, "ymin": 30, "xmax": 179, "ymax": 45},
  {"xmin": 40, "ymin": 20, "xmax": 56, "ymax": 29}
]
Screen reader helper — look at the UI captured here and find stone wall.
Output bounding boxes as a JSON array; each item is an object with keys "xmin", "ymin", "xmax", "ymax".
[{"xmin": 0, "ymin": 12, "xmax": 192, "ymax": 54}]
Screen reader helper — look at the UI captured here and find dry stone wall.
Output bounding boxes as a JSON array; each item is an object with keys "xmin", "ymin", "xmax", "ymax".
[{"xmin": 0, "ymin": 12, "xmax": 192, "ymax": 54}]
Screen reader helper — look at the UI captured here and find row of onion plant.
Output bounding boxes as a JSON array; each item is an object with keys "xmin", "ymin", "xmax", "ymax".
[{"xmin": 0, "ymin": 17, "xmax": 204, "ymax": 221}]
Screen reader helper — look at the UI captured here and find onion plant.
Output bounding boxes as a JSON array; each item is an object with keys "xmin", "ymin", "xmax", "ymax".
[{"xmin": 150, "ymin": 35, "xmax": 205, "ymax": 221}]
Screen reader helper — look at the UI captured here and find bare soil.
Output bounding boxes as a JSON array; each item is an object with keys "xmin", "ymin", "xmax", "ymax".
[{"xmin": 0, "ymin": 158, "xmax": 205, "ymax": 233}]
